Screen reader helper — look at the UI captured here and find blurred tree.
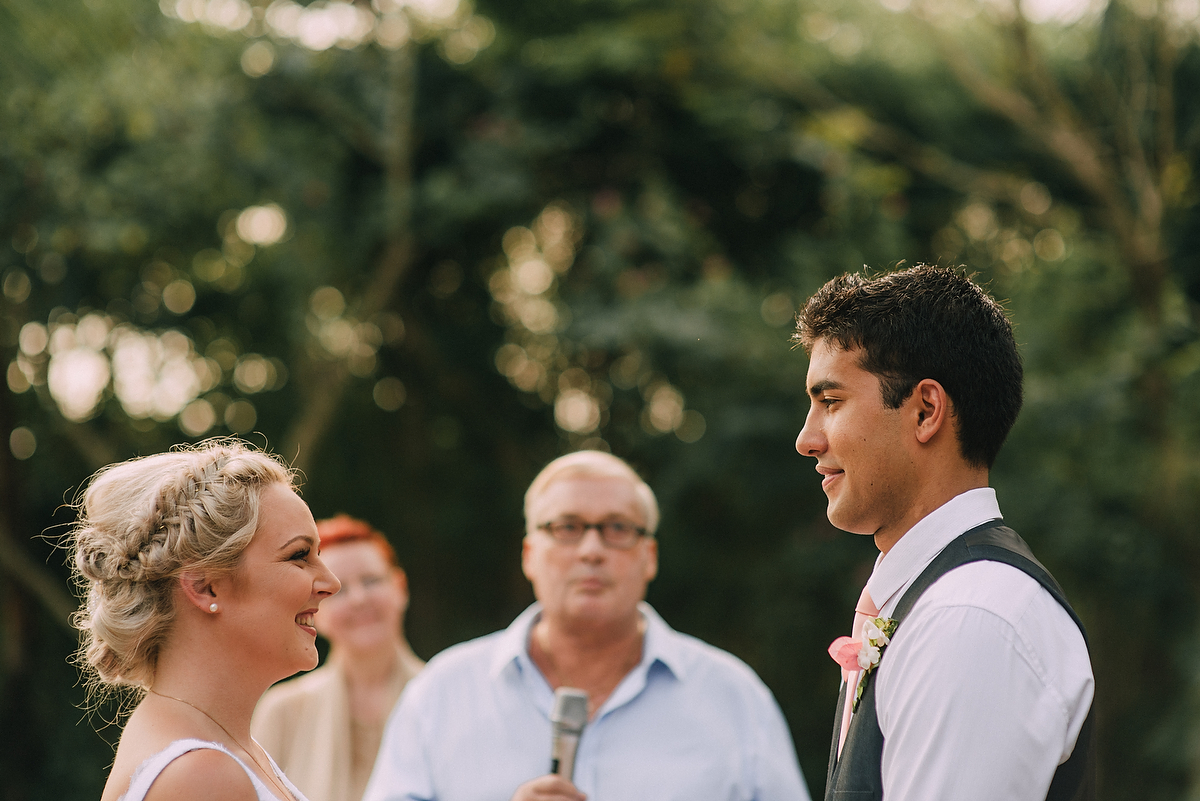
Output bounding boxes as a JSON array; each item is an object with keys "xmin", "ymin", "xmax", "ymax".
[{"xmin": 1, "ymin": 0, "xmax": 1197, "ymax": 799}]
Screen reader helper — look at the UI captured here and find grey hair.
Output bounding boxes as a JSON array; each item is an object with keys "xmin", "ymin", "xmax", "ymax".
[{"xmin": 524, "ymin": 450, "xmax": 660, "ymax": 535}]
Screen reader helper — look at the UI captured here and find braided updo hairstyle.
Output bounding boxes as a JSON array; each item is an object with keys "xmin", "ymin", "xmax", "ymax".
[{"xmin": 68, "ymin": 440, "xmax": 294, "ymax": 690}]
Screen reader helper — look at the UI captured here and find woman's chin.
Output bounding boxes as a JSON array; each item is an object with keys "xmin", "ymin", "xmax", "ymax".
[
  {"xmin": 328, "ymin": 629, "xmax": 397, "ymax": 654},
  {"xmin": 295, "ymin": 648, "xmax": 320, "ymax": 674}
]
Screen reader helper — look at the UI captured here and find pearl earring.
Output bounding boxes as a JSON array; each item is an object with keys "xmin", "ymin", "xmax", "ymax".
[{"xmin": 209, "ymin": 602, "xmax": 219, "ymax": 613}]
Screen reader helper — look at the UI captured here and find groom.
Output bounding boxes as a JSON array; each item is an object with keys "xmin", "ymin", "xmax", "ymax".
[{"xmin": 794, "ymin": 266, "xmax": 1095, "ymax": 800}]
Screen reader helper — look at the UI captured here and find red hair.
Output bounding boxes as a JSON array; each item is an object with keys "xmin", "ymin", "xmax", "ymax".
[{"xmin": 316, "ymin": 514, "xmax": 400, "ymax": 567}]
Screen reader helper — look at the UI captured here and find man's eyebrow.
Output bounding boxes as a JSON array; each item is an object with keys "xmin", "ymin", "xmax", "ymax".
[{"xmin": 807, "ymin": 379, "xmax": 843, "ymax": 398}]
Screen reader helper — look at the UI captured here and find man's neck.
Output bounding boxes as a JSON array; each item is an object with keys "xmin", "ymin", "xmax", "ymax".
[
  {"xmin": 874, "ymin": 470, "xmax": 990, "ymax": 555},
  {"xmin": 528, "ymin": 613, "xmax": 646, "ymax": 717}
]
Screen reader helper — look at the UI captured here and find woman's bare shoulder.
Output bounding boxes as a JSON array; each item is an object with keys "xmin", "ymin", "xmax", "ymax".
[{"xmin": 142, "ymin": 747, "xmax": 259, "ymax": 801}]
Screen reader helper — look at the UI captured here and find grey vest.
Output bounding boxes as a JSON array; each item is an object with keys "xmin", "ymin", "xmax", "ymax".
[{"xmin": 824, "ymin": 521, "xmax": 1096, "ymax": 801}]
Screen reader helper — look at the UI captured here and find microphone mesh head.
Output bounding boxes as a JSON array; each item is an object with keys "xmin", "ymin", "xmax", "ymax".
[{"xmin": 550, "ymin": 687, "xmax": 588, "ymax": 733}]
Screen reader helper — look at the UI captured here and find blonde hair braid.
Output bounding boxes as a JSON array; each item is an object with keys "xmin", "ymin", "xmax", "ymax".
[{"xmin": 68, "ymin": 440, "xmax": 294, "ymax": 692}]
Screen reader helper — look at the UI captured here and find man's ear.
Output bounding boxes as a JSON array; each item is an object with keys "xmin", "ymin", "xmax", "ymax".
[
  {"xmin": 520, "ymin": 535, "xmax": 533, "ymax": 581},
  {"xmin": 177, "ymin": 571, "xmax": 218, "ymax": 613},
  {"xmin": 642, "ymin": 537, "xmax": 658, "ymax": 584},
  {"xmin": 912, "ymin": 378, "xmax": 951, "ymax": 445}
]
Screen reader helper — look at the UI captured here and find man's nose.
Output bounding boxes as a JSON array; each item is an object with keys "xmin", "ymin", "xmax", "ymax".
[
  {"xmin": 577, "ymin": 526, "xmax": 607, "ymax": 558},
  {"xmin": 796, "ymin": 410, "xmax": 824, "ymax": 457}
]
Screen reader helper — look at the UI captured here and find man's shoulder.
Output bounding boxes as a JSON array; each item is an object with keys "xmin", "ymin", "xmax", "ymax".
[
  {"xmin": 657, "ymin": 623, "xmax": 774, "ymax": 696},
  {"xmin": 918, "ymin": 559, "xmax": 1060, "ymax": 623},
  {"xmin": 906, "ymin": 559, "xmax": 1087, "ymax": 665},
  {"xmin": 401, "ymin": 628, "xmax": 510, "ymax": 696}
]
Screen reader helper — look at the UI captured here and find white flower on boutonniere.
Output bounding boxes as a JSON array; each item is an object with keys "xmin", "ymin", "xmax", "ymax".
[{"xmin": 827, "ymin": 616, "xmax": 898, "ymax": 710}]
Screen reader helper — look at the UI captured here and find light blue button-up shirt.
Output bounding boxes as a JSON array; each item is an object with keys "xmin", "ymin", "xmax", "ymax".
[{"xmin": 363, "ymin": 602, "xmax": 811, "ymax": 801}]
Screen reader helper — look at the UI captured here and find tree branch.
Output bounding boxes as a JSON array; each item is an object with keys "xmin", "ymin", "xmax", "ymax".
[
  {"xmin": 0, "ymin": 380, "xmax": 76, "ymax": 633},
  {"xmin": 1154, "ymin": 7, "xmax": 1176, "ymax": 197},
  {"xmin": 0, "ymin": 516, "xmax": 76, "ymax": 633},
  {"xmin": 743, "ymin": 44, "xmax": 1031, "ymax": 212},
  {"xmin": 276, "ymin": 83, "xmax": 386, "ymax": 165},
  {"xmin": 282, "ymin": 44, "xmax": 417, "ymax": 475},
  {"xmin": 927, "ymin": 17, "xmax": 1167, "ymax": 304}
]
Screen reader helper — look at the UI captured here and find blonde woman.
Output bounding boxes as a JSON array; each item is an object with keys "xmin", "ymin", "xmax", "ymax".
[
  {"xmin": 70, "ymin": 441, "xmax": 340, "ymax": 801},
  {"xmin": 254, "ymin": 516, "xmax": 423, "ymax": 801}
]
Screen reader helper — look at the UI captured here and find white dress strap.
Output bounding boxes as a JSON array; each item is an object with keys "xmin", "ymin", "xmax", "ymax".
[{"xmin": 119, "ymin": 738, "xmax": 310, "ymax": 801}]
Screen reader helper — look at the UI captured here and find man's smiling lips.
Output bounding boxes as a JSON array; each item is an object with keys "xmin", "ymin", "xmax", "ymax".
[{"xmin": 816, "ymin": 465, "xmax": 843, "ymax": 491}]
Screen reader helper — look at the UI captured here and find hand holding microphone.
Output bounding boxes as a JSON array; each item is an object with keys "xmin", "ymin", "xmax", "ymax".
[{"xmin": 510, "ymin": 688, "xmax": 590, "ymax": 801}]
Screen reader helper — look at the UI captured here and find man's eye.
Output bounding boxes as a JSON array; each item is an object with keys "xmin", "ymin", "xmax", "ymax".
[{"xmin": 556, "ymin": 523, "xmax": 584, "ymax": 535}]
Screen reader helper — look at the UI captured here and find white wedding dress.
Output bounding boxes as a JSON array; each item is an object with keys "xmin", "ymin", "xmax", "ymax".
[{"xmin": 118, "ymin": 738, "xmax": 310, "ymax": 801}]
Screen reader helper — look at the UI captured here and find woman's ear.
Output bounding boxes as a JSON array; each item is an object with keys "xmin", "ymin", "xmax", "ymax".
[
  {"xmin": 392, "ymin": 567, "xmax": 410, "ymax": 614},
  {"xmin": 178, "ymin": 571, "xmax": 219, "ymax": 613}
]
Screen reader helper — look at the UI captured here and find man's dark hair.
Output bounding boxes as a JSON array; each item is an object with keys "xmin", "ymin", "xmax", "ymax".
[{"xmin": 794, "ymin": 264, "xmax": 1022, "ymax": 469}]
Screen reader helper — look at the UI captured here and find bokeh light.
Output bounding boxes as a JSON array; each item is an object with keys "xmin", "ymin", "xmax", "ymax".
[
  {"xmin": 6, "ymin": 362, "xmax": 31, "ymax": 394},
  {"xmin": 48, "ymin": 349, "xmax": 110, "ymax": 422},
  {"xmin": 110, "ymin": 327, "xmax": 209, "ymax": 420},
  {"xmin": 555, "ymin": 389, "xmax": 600, "ymax": 433},
  {"xmin": 235, "ymin": 204, "xmax": 288, "ymax": 246},
  {"xmin": 487, "ymin": 202, "xmax": 705, "ymax": 443},
  {"xmin": 162, "ymin": 280, "xmax": 197, "ymax": 314},
  {"xmin": 15, "ymin": 307, "xmax": 284, "ymax": 430},
  {"xmin": 8, "ymin": 427, "xmax": 36, "ymax": 460},
  {"xmin": 241, "ymin": 41, "xmax": 276, "ymax": 77},
  {"xmin": 179, "ymin": 398, "xmax": 217, "ymax": 436},
  {"xmin": 233, "ymin": 354, "xmax": 274, "ymax": 393},
  {"xmin": 164, "ymin": 0, "xmax": 492, "ymax": 63},
  {"xmin": 760, "ymin": 292, "xmax": 795, "ymax": 327},
  {"xmin": 3, "ymin": 270, "xmax": 32, "ymax": 303},
  {"xmin": 18, "ymin": 322, "xmax": 48, "ymax": 356},
  {"xmin": 645, "ymin": 384, "xmax": 685, "ymax": 434},
  {"xmin": 373, "ymin": 376, "xmax": 406, "ymax": 411},
  {"xmin": 675, "ymin": 411, "xmax": 706, "ymax": 443},
  {"xmin": 224, "ymin": 399, "xmax": 257, "ymax": 433}
]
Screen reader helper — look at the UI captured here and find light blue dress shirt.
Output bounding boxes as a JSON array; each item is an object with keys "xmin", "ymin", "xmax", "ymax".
[{"xmin": 363, "ymin": 602, "xmax": 810, "ymax": 801}]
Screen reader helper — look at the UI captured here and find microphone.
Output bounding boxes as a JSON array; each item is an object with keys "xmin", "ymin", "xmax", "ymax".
[{"xmin": 549, "ymin": 687, "xmax": 588, "ymax": 782}]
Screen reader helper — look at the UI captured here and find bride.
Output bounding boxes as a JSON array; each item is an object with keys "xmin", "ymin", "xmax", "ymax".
[{"xmin": 69, "ymin": 441, "xmax": 340, "ymax": 801}]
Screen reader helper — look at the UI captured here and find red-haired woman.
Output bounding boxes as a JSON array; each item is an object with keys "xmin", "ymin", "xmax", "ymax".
[{"xmin": 253, "ymin": 515, "xmax": 423, "ymax": 801}]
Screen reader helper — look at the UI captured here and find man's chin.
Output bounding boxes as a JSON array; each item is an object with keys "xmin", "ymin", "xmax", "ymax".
[
  {"xmin": 561, "ymin": 598, "xmax": 635, "ymax": 626},
  {"xmin": 826, "ymin": 508, "xmax": 875, "ymax": 537}
]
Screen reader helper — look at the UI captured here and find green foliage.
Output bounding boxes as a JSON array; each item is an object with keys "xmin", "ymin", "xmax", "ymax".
[{"xmin": 2, "ymin": 0, "xmax": 1199, "ymax": 798}]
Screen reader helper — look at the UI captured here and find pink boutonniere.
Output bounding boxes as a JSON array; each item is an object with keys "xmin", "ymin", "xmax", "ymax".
[{"xmin": 828, "ymin": 616, "xmax": 898, "ymax": 709}]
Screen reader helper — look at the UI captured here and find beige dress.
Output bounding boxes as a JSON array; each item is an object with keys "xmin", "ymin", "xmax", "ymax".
[{"xmin": 252, "ymin": 648, "xmax": 423, "ymax": 801}]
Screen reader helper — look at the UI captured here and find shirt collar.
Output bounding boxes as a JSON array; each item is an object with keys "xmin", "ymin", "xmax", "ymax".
[
  {"xmin": 635, "ymin": 602, "xmax": 687, "ymax": 681},
  {"xmin": 488, "ymin": 602, "xmax": 543, "ymax": 678},
  {"xmin": 865, "ymin": 487, "xmax": 1002, "ymax": 615},
  {"xmin": 486, "ymin": 601, "xmax": 687, "ymax": 683}
]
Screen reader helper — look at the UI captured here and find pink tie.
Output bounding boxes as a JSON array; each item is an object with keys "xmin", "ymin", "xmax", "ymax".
[{"xmin": 837, "ymin": 585, "xmax": 879, "ymax": 757}]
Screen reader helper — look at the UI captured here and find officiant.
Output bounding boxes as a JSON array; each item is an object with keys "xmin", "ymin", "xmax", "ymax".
[{"xmin": 362, "ymin": 450, "xmax": 810, "ymax": 801}]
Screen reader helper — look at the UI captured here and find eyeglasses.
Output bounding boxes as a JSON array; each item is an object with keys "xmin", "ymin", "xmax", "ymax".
[{"xmin": 536, "ymin": 519, "xmax": 648, "ymax": 549}]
